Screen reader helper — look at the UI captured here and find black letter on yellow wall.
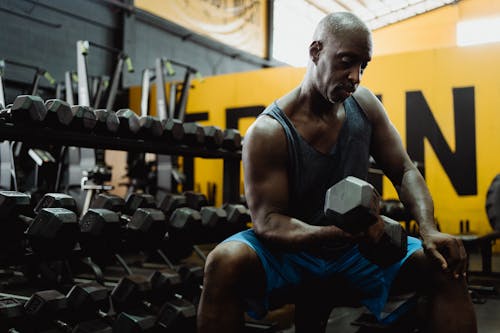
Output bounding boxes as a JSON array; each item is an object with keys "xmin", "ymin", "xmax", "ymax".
[
  {"xmin": 226, "ymin": 106, "xmax": 265, "ymax": 129},
  {"xmin": 406, "ymin": 87, "xmax": 477, "ymax": 195}
]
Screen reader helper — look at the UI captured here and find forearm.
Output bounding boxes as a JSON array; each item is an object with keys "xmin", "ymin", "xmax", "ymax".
[
  {"xmin": 398, "ymin": 167, "xmax": 438, "ymax": 235},
  {"xmin": 253, "ymin": 212, "xmax": 348, "ymax": 251}
]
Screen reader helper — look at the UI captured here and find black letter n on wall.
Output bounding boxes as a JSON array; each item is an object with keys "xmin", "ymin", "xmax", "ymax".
[{"xmin": 406, "ymin": 87, "xmax": 477, "ymax": 195}]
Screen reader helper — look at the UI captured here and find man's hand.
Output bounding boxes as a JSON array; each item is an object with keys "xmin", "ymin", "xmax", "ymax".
[
  {"xmin": 366, "ymin": 216, "xmax": 385, "ymax": 243},
  {"xmin": 421, "ymin": 231, "xmax": 467, "ymax": 279}
]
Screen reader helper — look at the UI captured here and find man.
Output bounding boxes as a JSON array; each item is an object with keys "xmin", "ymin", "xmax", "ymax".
[{"xmin": 197, "ymin": 12, "xmax": 477, "ymax": 333}]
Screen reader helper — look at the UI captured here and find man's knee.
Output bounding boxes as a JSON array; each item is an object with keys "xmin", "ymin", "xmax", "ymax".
[
  {"xmin": 204, "ymin": 241, "xmax": 264, "ymax": 290},
  {"xmin": 400, "ymin": 250, "xmax": 467, "ymax": 293}
]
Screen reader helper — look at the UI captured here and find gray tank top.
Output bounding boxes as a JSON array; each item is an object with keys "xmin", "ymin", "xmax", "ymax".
[{"xmin": 262, "ymin": 96, "xmax": 372, "ymax": 232}]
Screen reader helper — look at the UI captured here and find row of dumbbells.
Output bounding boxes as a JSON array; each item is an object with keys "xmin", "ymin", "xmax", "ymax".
[
  {"xmin": 0, "ymin": 190, "xmax": 251, "ymax": 332},
  {"xmin": 1, "ymin": 273, "xmax": 197, "ymax": 332},
  {"xmin": 0, "ymin": 190, "xmax": 250, "ymax": 266},
  {"xmin": 0, "ymin": 95, "xmax": 242, "ymax": 151}
]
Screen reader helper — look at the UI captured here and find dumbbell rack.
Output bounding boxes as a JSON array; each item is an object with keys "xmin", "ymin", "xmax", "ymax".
[{"xmin": 0, "ymin": 120, "xmax": 242, "ymax": 203}]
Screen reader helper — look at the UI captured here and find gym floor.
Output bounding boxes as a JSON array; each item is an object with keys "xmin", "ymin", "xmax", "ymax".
[{"xmin": 262, "ymin": 250, "xmax": 500, "ymax": 332}]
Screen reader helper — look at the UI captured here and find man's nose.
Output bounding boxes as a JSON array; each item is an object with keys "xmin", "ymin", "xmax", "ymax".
[{"xmin": 348, "ymin": 65, "xmax": 362, "ymax": 85}]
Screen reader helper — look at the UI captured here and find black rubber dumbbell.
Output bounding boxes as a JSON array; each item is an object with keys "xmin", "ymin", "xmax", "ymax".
[
  {"xmin": 167, "ymin": 207, "xmax": 203, "ymax": 255},
  {"xmin": 0, "ymin": 297, "xmax": 26, "ymax": 332},
  {"xmin": 91, "ymin": 192, "xmax": 156, "ymax": 216},
  {"xmin": 70, "ymin": 105, "xmax": 97, "ymax": 132},
  {"xmin": 122, "ymin": 192, "xmax": 157, "ymax": 216},
  {"xmin": 111, "ymin": 274, "xmax": 196, "ymax": 332},
  {"xmin": 44, "ymin": 98, "xmax": 73, "ymax": 128},
  {"xmin": 25, "ymin": 207, "xmax": 79, "ymax": 259},
  {"xmin": 182, "ymin": 122, "xmax": 205, "ymax": 146},
  {"xmin": 138, "ymin": 115, "xmax": 163, "ymax": 139},
  {"xmin": 219, "ymin": 203, "xmax": 251, "ymax": 238},
  {"xmin": 324, "ymin": 176, "xmax": 408, "ymax": 267},
  {"xmin": 0, "ymin": 95, "xmax": 47, "ymax": 125},
  {"xmin": 90, "ymin": 193, "xmax": 126, "ymax": 212},
  {"xmin": 24, "ymin": 289, "xmax": 112, "ymax": 333},
  {"xmin": 158, "ymin": 193, "xmax": 188, "ymax": 217},
  {"xmin": 66, "ymin": 282, "xmax": 111, "ymax": 322},
  {"xmin": 79, "ymin": 208, "xmax": 123, "ymax": 266},
  {"xmin": 0, "ymin": 191, "xmax": 81, "ymax": 263},
  {"xmin": 222, "ymin": 128, "xmax": 242, "ymax": 151},
  {"xmin": 199, "ymin": 206, "xmax": 228, "ymax": 242},
  {"xmin": 34, "ymin": 192, "xmax": 79, "ymax": 215},
  {"xmin": 161, "ymin": 118, "xmax": 185, "ymax": 143},
  {"xmin": 116, "ymin": 108, "xmax": 140, "ymax": 137},
  {"xmin": 183, "ymin": 191, "xmax": 209, "ymax": 211},
  {"xmin": 94, "ymin": 109, "xmax": 120, "ymax": 135},
  {"xmin": 203, "ymin": 125, "xmax": 224, "ymax": 150}
]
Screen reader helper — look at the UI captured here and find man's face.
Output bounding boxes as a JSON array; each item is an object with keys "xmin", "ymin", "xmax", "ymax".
[{"xmin": 312, "ymin": 31, "xmax": 372, "ymax": 104}]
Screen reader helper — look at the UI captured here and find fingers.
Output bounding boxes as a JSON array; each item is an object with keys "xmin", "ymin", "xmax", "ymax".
[
  {"xmin": 428, "ymin": 235, "xmax": 468, "ymax": 279},
  {"xmin": 453, "ymin": 238, "xmax": 468, "ymax": 279},
  {"xmin": 426, "ymin": 246, "xmax": 448, "ymax": 270}
]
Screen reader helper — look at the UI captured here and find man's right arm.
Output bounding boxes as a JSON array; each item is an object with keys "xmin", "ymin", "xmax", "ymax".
[{"xmin": 243, "ymin": 116, "xmax": 350, "ymax": 251}]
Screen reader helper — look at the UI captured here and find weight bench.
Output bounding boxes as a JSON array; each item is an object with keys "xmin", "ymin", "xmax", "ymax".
[{"xmin": 459, "ymin": 231, "xmax": 500, "ymax": 277}]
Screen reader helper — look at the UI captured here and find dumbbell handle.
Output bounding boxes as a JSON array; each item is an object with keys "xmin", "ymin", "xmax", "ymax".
[{"xmin": 358, "ymin": 214, "xmax": 408, "ymax": 267}]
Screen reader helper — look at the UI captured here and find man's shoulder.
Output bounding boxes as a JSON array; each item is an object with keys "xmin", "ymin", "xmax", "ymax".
[
  {"xmin": 244, "ymin": 114, "xmax": 287, "ymax": 159},
  {"xmin": 352, "ymin": 86, "xmax": 385, "ymax": 121},
  {"xmin": 248, "ymin": 113, "xmax": 284, "ymax": 139}
]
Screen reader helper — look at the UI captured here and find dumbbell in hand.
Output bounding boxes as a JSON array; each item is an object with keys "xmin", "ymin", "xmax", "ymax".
[{"xmin": 324, "ymin": 176, "xmax": 408, "ymax": 267}]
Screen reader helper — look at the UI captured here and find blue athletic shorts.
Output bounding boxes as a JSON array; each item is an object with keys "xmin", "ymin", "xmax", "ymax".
[{"xmin": 224, "ymin": 229, "xmax": 422, "ymax": 323}]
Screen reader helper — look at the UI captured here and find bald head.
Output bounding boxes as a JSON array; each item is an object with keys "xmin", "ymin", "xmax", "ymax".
[{"xmin": 313, "ymin": 12, "xmax": 371, "ymax": 44}]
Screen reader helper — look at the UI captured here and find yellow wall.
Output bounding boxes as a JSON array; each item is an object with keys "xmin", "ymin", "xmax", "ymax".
[{"xmin": 372, "ymin": 0, "xmax": 500, "ymax": 56}]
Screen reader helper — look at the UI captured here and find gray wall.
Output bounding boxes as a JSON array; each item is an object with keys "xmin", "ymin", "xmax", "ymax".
[{"xmin": 0, "ymin": 0, "xmax": 281, "ymax": 108}]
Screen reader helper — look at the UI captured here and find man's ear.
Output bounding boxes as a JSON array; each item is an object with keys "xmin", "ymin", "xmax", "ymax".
[{"xmin": 309, "ymin": 40, "xmax": 322, "ymax": 64}]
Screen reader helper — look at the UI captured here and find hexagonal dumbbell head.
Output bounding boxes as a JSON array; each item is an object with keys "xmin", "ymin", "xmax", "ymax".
[
  {"xmin": 148, "ymin": 270, "xmax": 182, "ymax": 301},
  {"xmin": 156, "ymin": 297, "xmax": 196, "ymax": 332},
  {"xmin": 161, "ymin": 118, "xmax": 184, "ymax": 142},
  {"xmin": 169, "ymin": 207, "xmax": 202, "ymax": 231},
  {"xmin": 203, "ymin": 125, "xmax": 224, "ymax": 149},
  {"xmin": 90, "ymin": 193, "xmax": 125, "ymax": 212},
  {"xmin": 166, "ymin": 207, "xmax": 202, "ymax": 259},
  {"xmin": 26, "ymin": 207, "xmax": 79, "ymax": 257},
  {"xmin": 70, "ymin": 105, "xmax": 97, "ymax": 131},
  {"xmin": 126, "ymin": 208, "xmax": 167, "ymax": 249},
  {"xmin": 0, "ymin": 191, "xmax": 31, "ymax": 217},
  {"xmin": 79, "ymin": 208, "xmax": 121, "ymax": 257},
  {"xmin": 24, "ymin": 289, "xmax": 68, "ymax": 318},
  {"xmin": 0, "ymin": 297, "xmax": 24, "ymax": 321},
  {"xmin": 200, "ymin": 206, "xmax": 227, "ymax": 229},
  {"xmin": 124, "ymin": 193, "xmax": 156, "ymax": 215},
  {"xmin": 115, "ymin": 108, "xmax": 140, "ymax": 136},
  {"xmin": 34, "ymin": 192, "xmax": 78, "ymax": 214},
  {"xmin": 222, "ymin": 128, "xmax": 242, "ymax": 151},
  {"xmin": 324, "ymin": 176, "xmax": 380, "ymax": 235},
  {"xmin": 182, "ymin": 122, "xmax": 205, "ymax": 146},
  {"xmin": 94, "ymin": 109, "xmax": 119, "ymax": 134},
  {"xmin": 66, "ymin": 282, "xmax": 110, "ymax": 315},
  {"xmin": 10, "ymin": 95, "xmax": 47, "ymax": 123},
  {"xmin": 223, "ymin": 203, "xmax": 251, "ymax": 227},
  {"xmin": 139, "ymin": 115, "xmax": 163, "ymax": 138},
  {"xmin": 184, "ymin": 191, "xmax": 208, "ymax": 211},
  {"xmin": 111, "ymin": 274, "xmax": 152, "ymax": 311},
  {"xmin": 45, "ymin": 99, "xmax": 73, "ymax": 127},
  {"xmin": 159, "ymin": 193, "xmax": 188, "ymax": 217}
]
